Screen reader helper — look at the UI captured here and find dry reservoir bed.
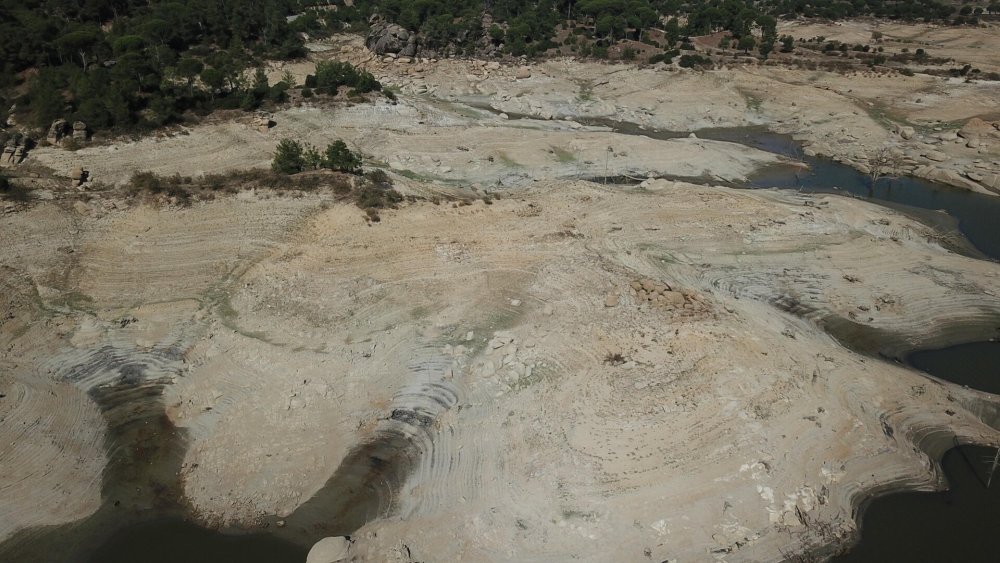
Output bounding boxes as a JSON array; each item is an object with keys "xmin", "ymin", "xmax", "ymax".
[{"xmin": 3, "ymin": 179, "xmax": 1000, "ymax": 561}]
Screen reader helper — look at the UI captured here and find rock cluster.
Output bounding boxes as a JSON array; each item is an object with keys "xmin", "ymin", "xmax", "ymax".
[
  {"xmin": 958, "ymin": 117, "xmax": 1000, "ymax": 150},
  {"xmin": 366, "ymin": 16, "xmax": 417, "ymax": 57},
  {"xmin": 629, "ymin": 278, "xmax": 686, "ymax": 307},
  {"xmin": 69, "ymin": 167, "xmax": 89, "ymax": 189},
  {"xmin": 1, "ymin": 135, "xmax": 28, "ymax": 165},
  {"xmin": 251, "ymin": 113, "xmax": 275, "ymax": 133},
  {"xmin": 472, "ymin": 329, "xmax": 545, "ymax": 392}
]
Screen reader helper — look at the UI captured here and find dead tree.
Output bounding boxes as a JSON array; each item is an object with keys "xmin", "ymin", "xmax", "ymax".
[{"xmin": 867, "ymin": 146, "xmax": 899, "ymax": 187}]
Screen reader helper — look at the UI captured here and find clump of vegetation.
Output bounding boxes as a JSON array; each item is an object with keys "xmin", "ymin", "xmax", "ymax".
[
  {"xmin": 272, "ymin": 139, "xmax": 362, "ymax": 175},
  {"xmin": 603, "ymin": 351, "xmax": 626, "ymax": 366},
  {"xmin": 0, "ymin": 171, "xmax": 29, "ymax": 202},
  {"xmin": 648, "ymin": 49, "xmax": 679, "ymax": 65},
  {"xmin": 678, "ymin": 54, "xmax": 713, "ymax": 69},
  {"xmin": 304, "ymin": 61, "xmax": 381, "ymax": 96}
]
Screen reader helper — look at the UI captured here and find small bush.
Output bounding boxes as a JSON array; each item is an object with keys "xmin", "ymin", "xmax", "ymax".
[
  {"xmin": 355, "ymin": 184, "xmax": 402, "ymax": 209},
  {"xmin": 678, "ymin": 54, "xmax": 712, "ymax": 69},
  {"xmin": 129, "ymin": 171, "xmax": 164, "ymax": 193},
  {"xmin": 301, "ymin": 87, "xmax": 314, "ymax": 98},
  {"xmin": 365, "ymin": 169, "xmax": 391, "ymax": 188}
]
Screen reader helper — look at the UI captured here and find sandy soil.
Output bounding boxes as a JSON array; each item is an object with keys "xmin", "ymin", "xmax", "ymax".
[{"xmin": 5, "ymin": 24, "xmax": 1000, "ymax": 563}]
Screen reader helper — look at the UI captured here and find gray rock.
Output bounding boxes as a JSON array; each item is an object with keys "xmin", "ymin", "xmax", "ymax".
[
  {"xmin": 366, "ymin": 17, "xmax": 417, "ymax": 57},
  {"xmin": 921, "ymin": 149, "xmax": 948, "ymax": 162},
  {"xmin": 47, "ymin": 119, "xmax": 68, "ymax": 144},
  {"xmin": 896, "ymin": 125, "xmax": 915, "ymax": 140},
  {"xmin": 307, "ymin": 536, "xmax": 351, "ymax": 563},
  {"xmin": 72, "ymin": 121, "xmax": 88, "ymax": 141}
]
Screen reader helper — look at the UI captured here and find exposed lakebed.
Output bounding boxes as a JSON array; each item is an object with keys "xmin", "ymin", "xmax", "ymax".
[{"xmin": 2, "ymin": 122, "xmax": 998, "ymax": 563}]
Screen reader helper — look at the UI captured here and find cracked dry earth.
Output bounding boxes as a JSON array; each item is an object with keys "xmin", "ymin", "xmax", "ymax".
[{"xmin": 3, "ymin": 176, "xmax": 1000, "ymax": 561}]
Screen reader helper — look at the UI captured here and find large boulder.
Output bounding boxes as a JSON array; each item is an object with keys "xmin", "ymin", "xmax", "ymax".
[
  {"xmin": 366, "ymin": 17, "xmax": 417, "ymax": 57},
  {"xmin": 957, "ymin": 117, "xmax": 1000, "ymax": 149},
  {"xmin": 306, "ymin": 536, "xmax": 351, "ymax": 563}
]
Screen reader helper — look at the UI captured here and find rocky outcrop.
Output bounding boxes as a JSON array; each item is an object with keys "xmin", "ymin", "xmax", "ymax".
[
  {"xmin": 251, "ymin": 113, "xmax": 274, "ymax": 133},
  {"xmin": 958, "ymin": 117, "xmax": 1000, "ymax": 150},
  {"xmin": 47, "ymin": 119, "xmax": 68, "ymax": 144},
  {"xmin": 366, "ymin": 16, "xmax": 417, "ymax": 57},
  {"xmin": 72, "ymin": 121, "xmax": 88, "ymax": 141}
]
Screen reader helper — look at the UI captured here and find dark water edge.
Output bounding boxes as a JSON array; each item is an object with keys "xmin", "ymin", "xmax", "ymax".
[
  {"xmin": 823, "ymin": 343, "xmax": 1000, "ymax": 563},
  {"xmin": 86, "ymin": 519, "xmax": 309, "ymax": 563},
  {"xmin": 829, "ymin": 446, "xmax": 1000, "ymax": 563},
  {"xmin": 581, "ymin": 119, "xmax": 1000, "ymax": 261},
  {"xmin": 0, "ymin": 374, "xmax": 311, "ymax": 563},
  {"xmin": 908, "ymin": 341, "xmax": 1000, "ymax": 395}
]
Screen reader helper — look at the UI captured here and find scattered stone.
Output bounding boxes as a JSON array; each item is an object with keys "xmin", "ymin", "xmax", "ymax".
[
  {"xmin": 896, "ymin": 125, "xmax": 915, "ymax": 140},
  {"xmin": 515, "ymin": 67, "xmax": 531, "ymax": 80},
  {"xmin": 604, "ymin": 293, "xmax": 620, "ymax": 307}
]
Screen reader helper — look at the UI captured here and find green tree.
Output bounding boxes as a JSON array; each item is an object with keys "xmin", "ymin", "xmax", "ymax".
[
  {"xmin": 738, "ymin": 35, "xmax": 756, "ymax": 54},
  {"xmin": 780, "ymin": 35, "xmax": 794, "ymax": 53},
  {"xmin": 273, "ymin": 139, "xmax": 306, "ymax": 174},
  {"xmin": 177, "ymin": 57, "xmax": 205, "ymax": 95},
  {"xmin": 200, "ymin": 67, "xmax": 225, "ymax": 99},
  {"xmin": 57, "ymin": 28, "xmax": 101, "ymax": 69},
  {"xmin": 757, "ymin": 15, "xmax": 777, "ymax": 58},
  {"xmin": 323, "ymin": 140, "xmax": 361, "ymax": 172}
]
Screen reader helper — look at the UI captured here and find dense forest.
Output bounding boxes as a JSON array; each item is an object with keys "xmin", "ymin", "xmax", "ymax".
[
  {"xmin": 0, "ymin": 0, "xmax": 307, "ymax": 134},
  {"xmin": 1, "ymin": 0, "xmax": 990, "ymax": 137}
]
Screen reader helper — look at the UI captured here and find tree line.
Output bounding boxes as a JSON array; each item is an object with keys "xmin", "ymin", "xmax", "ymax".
[{"xmin": 300, "ymin": 0, "xmax": 969, "ymax": 58}]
